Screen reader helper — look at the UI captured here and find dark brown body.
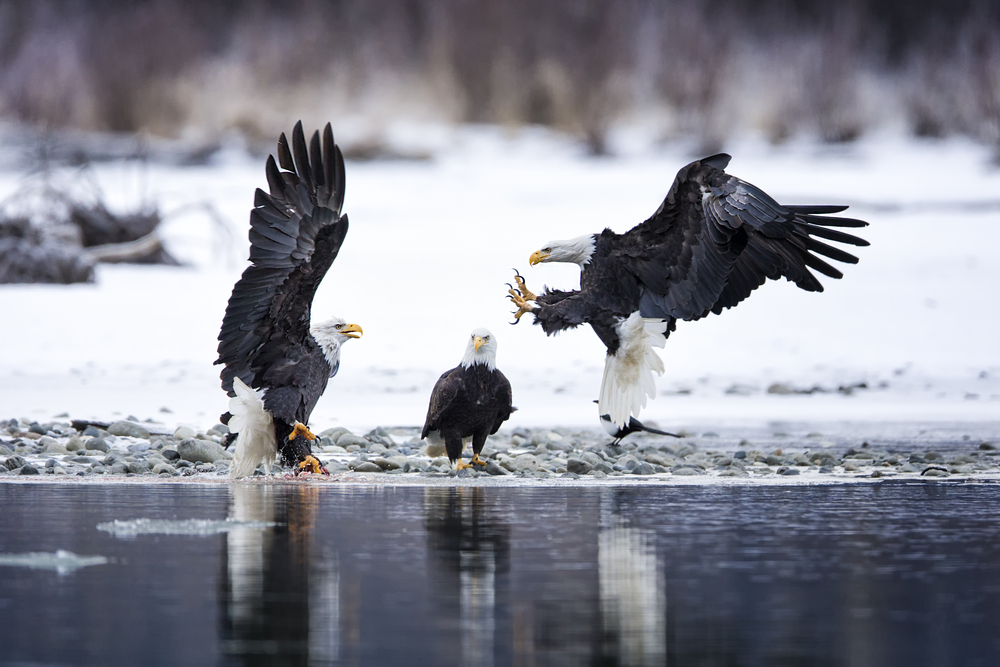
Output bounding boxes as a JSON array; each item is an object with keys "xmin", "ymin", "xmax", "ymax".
[{"xmin": 422, "ymin": 364, "xmax": 513, "ymax": 464}]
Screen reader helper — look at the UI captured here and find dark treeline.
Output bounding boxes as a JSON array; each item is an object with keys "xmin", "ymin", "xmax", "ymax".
[{"xmin": 0, "ymin": 0, "xmax": 998, "ymax": 152}]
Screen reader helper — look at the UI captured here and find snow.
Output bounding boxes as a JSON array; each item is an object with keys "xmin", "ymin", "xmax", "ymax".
[{"xmin": 1, "ymin": 126, "xmax": 998, "ymax": 433}]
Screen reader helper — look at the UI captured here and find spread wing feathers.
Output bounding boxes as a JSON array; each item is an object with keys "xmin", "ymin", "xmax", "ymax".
[
  {"xmin": 217, "ymin": 122, "xmax": 348, "ymax": 396},
  {"xmin": 421, "ymin": 369, "xmax": 463, "ymax": 439},
  {"xmin": 228, "ymin": 377, "xmax": 277, "ymax": 478},
  {"xmin": 621, "ymin": 153, "xmax": 868, "ymax": 322},
  {"xmin": 599, "ymin": 314, "xmax": 667, "ymax": 428}
]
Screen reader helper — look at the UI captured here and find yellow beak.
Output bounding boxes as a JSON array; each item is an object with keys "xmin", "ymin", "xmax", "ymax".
[
  {"xmin": 340, "ymin": 323, "xmax": 363, "ymax": 339},
  {"xmin": 529, "ymin": 250, "xmax": 548, "ymax": 265},
  {"xmin": 474, "ymin": 336, "xmax": 484, "ymax": 351}
]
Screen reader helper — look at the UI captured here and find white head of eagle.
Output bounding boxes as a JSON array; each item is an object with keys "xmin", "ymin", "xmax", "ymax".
[
  {"xmin": 529, "ymin": 234, "xmax": 597, "ymax": 267},
  {"xmin": 311, "ymin": 317, "xmax": 363, "ymax": 376},
  {"xmin": 461, "ymin": 327, "xmax": 498, "ymax": 371}
]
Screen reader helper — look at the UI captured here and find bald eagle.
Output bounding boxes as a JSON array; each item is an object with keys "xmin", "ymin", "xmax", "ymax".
[
  {"xmin": 422, "ymin": 329, "xmax": 514, "ymax": 469},
  {"xmin": 216, "ymin": 122, "xmax": 362, "ymax": 478},
  {"xmin": 508, "ymin": 153, "xmax": 868, "ymax": 428}
]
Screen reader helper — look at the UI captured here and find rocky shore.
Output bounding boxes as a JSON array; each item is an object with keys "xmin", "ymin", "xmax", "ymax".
[{"xmin": 1, "ymin": 416, "xmax": 998, "ymax": 484}]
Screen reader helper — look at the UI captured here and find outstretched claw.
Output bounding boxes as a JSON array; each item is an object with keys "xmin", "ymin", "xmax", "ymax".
[
  {"xmin": 512, "ymin": 268, "xmax": 536, "ymax": 301},
  {"xmin": 297, "ymin": 454, "xmax": 329, "ymax": 475},
  {"xmin": 507, "ymin": 290, "xmax": 535, "ymax": 324},
  {"xmin": 288, "ymin": 422, "xmax": 317, "ymax": 442}
]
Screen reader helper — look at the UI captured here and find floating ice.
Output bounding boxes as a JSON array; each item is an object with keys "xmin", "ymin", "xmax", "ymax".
[
  {"xmin": 97, "ymin": 518, "xmax": 277, "ymax": 538},
  {"xmin": 0, "ymin": 549, "xmax": 109, "ymax": 575}
]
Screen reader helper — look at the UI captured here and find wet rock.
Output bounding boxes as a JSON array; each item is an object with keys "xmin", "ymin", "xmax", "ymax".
[
  {"xmin": 65, "ymin": 435, "xmax": 85, "ymax": 452},
  {"xmin": 671, "ymin": 467, "xmax": 703, "ymax": 476},
  {"xmin": 177, "ymin": 438, "xmax": 231, "ymax": 464},
  {"xmin": 512, "ymin": 454, "xmax": 540, "ymax": 472},
  {"xmin": 352, "ymin": 462, "xmax": 383, "ymax": 473},
  {"xmin": 45, "ymin": 458, "xmax": 58, "ymax": 469},
  {"xmin": 161, "ymin": 449, "xmax": 179, "ymax": 461},
  {"xmin": 127, "ymin": 461, "xmax": 149, "ymax": 475},
  {"xmin": 337, "ymin": 433, "xmax": 368, "ymax": 449},
  {"xmin": 566, "ymin": 458, "xmax": 594, "ymax": 475},
  {"xmin": 213, "ymin": 461, "xmax": 229, "ymax": 473},
  {"xmin": 733, "ymin": 450, "xmax": 747, "ymax": 459},
  {"xmin": 110, "ymin": 462, "xmax": 129, "ymax": 475},
  {"xmin": 921, "ymin": 467, "xmax": 949, "ymax": 477},
  {"xmin": 40, "ymin": 436, "xmax": 68, "ymax": 454},
  {"xmin": 108, "ymin": 420, "xmax": 150, "ymax": 439},
  {"xmin": 28, "ymin": 422, "xmax": 47, "ymax": 435},
  {"xmin": 367, "ymin": 442, "xmax": 388, "ymax": 455},
  {"xmin": 19, "ymin": 464, "xmax": 40, "ymax": 475},
  {"xmin": 843, "ymin": 461, "xmax": 860, "ymax": 471},
  {"xmin": 719, "ymin": 467, "xmax": 749, "ymax": 477},
  {"xmin": 779, "ymin": 467, "xmax": 800, "ymax": 476},
  {"xmin": 173, "ymin": 425, "xmax": 197, "ymax": 440},
  {"xmin": 485, "ymin": 460, "xmax": 509, "ymax": 476},
  {"xmin": 207, "ymin": 423, "xmax": 229, "ymax": 437},
  {"xmin": 0, "ymin": 444, "xmax": 12, "ymax": 456},
  {"xmin": 632, "ymin": 463, "xmax": 655, "ymax": 475},
  {"xmin": 4, "ymin": 455, "xmax": 26, "ymax": 471},
  {"xmin": 86, "ymin": 438, "xmax": 110, "ymax": 453},
  {"xmin": 979, "ymin": 442, "xmax": 995, "ymax": 451},
  {"xmin": 70, "ymin": 456, "xmax": 96, "ymax": 465},
  {"xmin": 152, "ymin": 462, "xmax": 176, "ymax": 475},
  {"xmin": 373, "ymin": 457, "xmax": 400, "ymax": 471}
]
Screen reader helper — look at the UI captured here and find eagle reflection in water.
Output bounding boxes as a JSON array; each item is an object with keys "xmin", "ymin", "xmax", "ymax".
[
  {"xmin": 217, "ymin": 486, "xmax": 666, "ymax": 666},
  {"xmin": 220, "ymin": 485, "xmax": 338, "ymax": 665}
]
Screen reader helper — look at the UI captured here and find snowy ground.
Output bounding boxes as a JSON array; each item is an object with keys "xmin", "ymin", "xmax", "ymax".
[{"xmin": 1, "ymin": 125, "xmax": 998, "ymax": 433}]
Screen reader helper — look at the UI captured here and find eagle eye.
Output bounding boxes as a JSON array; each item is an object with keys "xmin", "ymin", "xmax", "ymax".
[{"xmin": 334, "ymin": 324, "xmax": 342, "ymax": 330}]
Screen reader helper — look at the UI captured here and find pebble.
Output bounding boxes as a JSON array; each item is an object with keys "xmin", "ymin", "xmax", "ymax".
[
  {"xmin": 3, "ymin": 418, "xmax": 999, "ymax": 484},
  {"xmin": 107, "ymin": 421, "xmax": 151, "ymax": 439},
  {"xmin": 177, "ymin": 438, "xmax": 230, "ymax": 464}
]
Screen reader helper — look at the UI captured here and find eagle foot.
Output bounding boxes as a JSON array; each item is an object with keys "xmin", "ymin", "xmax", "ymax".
[
  {"xmin": 296, "ymin": 454, "xmax": 329, "ymax": 475},
  {"xmin": 455, "ymin": 460, "xmax": 474, "ymax": 471},
  {"xmin": 471, "ymin": 454, "xmax": 487, "ymax": 467},
  {"xmin": 506, "ymin": 289, "xmax": 536, "ymax": 324},
  {"xmin": 288, "ymin": 422, "xmax": 317, "ymax": 442},
  {"xmin": 512, "ymin": 269, "xmax": 536, "ymax": 301}
]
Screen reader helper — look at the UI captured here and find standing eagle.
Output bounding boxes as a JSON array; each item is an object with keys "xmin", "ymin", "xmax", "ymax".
[
  {"xmin": 508, "ymin": 153, "xmax": 868, "ymax": 428},
  {"xmin": 216, "ymin": 122, "xmax": 362, "ymax": 478},
  {"xmin": 422, "ymin": 329, "xmax": 514, "ymax": 469}
]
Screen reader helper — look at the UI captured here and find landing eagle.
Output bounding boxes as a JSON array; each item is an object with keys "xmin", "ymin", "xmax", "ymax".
[
  {"xmin": 216, "ymin": 122, "xmax": 362, "ymax": 478},
  {"xmin": 508, "ymin": 153, "xmax": 869, "ymax": 428}
]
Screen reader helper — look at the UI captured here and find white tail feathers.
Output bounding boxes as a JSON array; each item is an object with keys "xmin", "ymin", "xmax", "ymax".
[
  {"xmin": 228, "ymin": 377, "xmax": 277, "ymax": 479},
  {"xmin": 599, "ymin": 313, "xmax": 667, "ymax": 429}
]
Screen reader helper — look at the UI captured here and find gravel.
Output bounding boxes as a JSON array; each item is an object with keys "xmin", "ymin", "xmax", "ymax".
[{"xmin": 1, "ymin": 418, "xmax": 999, "ymax": 484}]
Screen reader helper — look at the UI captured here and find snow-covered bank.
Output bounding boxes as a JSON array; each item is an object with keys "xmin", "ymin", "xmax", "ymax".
[{"xmin": 1, "ymin": 128, "xmax": 998, "ymax": 432}]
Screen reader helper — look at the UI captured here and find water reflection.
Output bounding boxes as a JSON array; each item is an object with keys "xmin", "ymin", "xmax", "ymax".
[
  {"xmin": 424, "ymin": 488, "xmax": 508, "ymax": 667},
  {"xmin": 221, "ymin": 484, "xmax": 336, "ymax": 665},
  {"xmin": 189, "ymin": 483, "xmax": 1000, "ymax": 666},
  {"xmin": 599, "ymin": 495, "xmax": 665, "ymax": 666}
]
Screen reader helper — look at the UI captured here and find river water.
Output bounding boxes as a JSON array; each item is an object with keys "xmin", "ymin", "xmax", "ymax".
[{"xmin": 1, "ymin": 481, "xmax": 999, "ymax": 666}]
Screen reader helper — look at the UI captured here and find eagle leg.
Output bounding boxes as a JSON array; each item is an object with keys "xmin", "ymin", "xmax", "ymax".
[
  {"xmin": 297, "ymin": 454, "xmax": 329, "ymax": 475},
  {"xmin": 471, "ymin": 453, "xmax": 487, "ymax": 467},
  {"xmin": 288, "ymin": 422, "xmax": 317, "ymax": 442}
]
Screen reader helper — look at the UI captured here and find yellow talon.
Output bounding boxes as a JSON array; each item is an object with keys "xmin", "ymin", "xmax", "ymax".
[
  {"xmin": 288, "ymin": 422, "xmax": 317, "ymax": 442},
  {"xmin": 471, "ymin": 454, "xmax": 486, "ymax": 467},
  {"xmin": 507, "ymin": 290, "xmax": 534, "ymax": 322},
  {"xmin": 513, "ymin": 272, "xmax": 536, "ymax": 301},
  {"xmin": 298, "ymin": 454, "xmax": 327, "ymax": 475},
  {"xmin": 455, "ymin": 460, "xmax": 473, "ymax": 470}
]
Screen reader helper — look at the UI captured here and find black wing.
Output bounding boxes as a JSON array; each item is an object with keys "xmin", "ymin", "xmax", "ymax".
[
  {"xmin": 216, "ymin": 122, "xmax": 348, "ymax": 395},
  {"xmin": 421, "ymin": 367, "xmax": 463, "ymax": 438},
  {"xmin": 490, "ymin": 370, "xmax": 514, "ymax": 435},
  {"xmin": 618, "ymin": 154, "xmax": 868, "ymax": 321}
]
